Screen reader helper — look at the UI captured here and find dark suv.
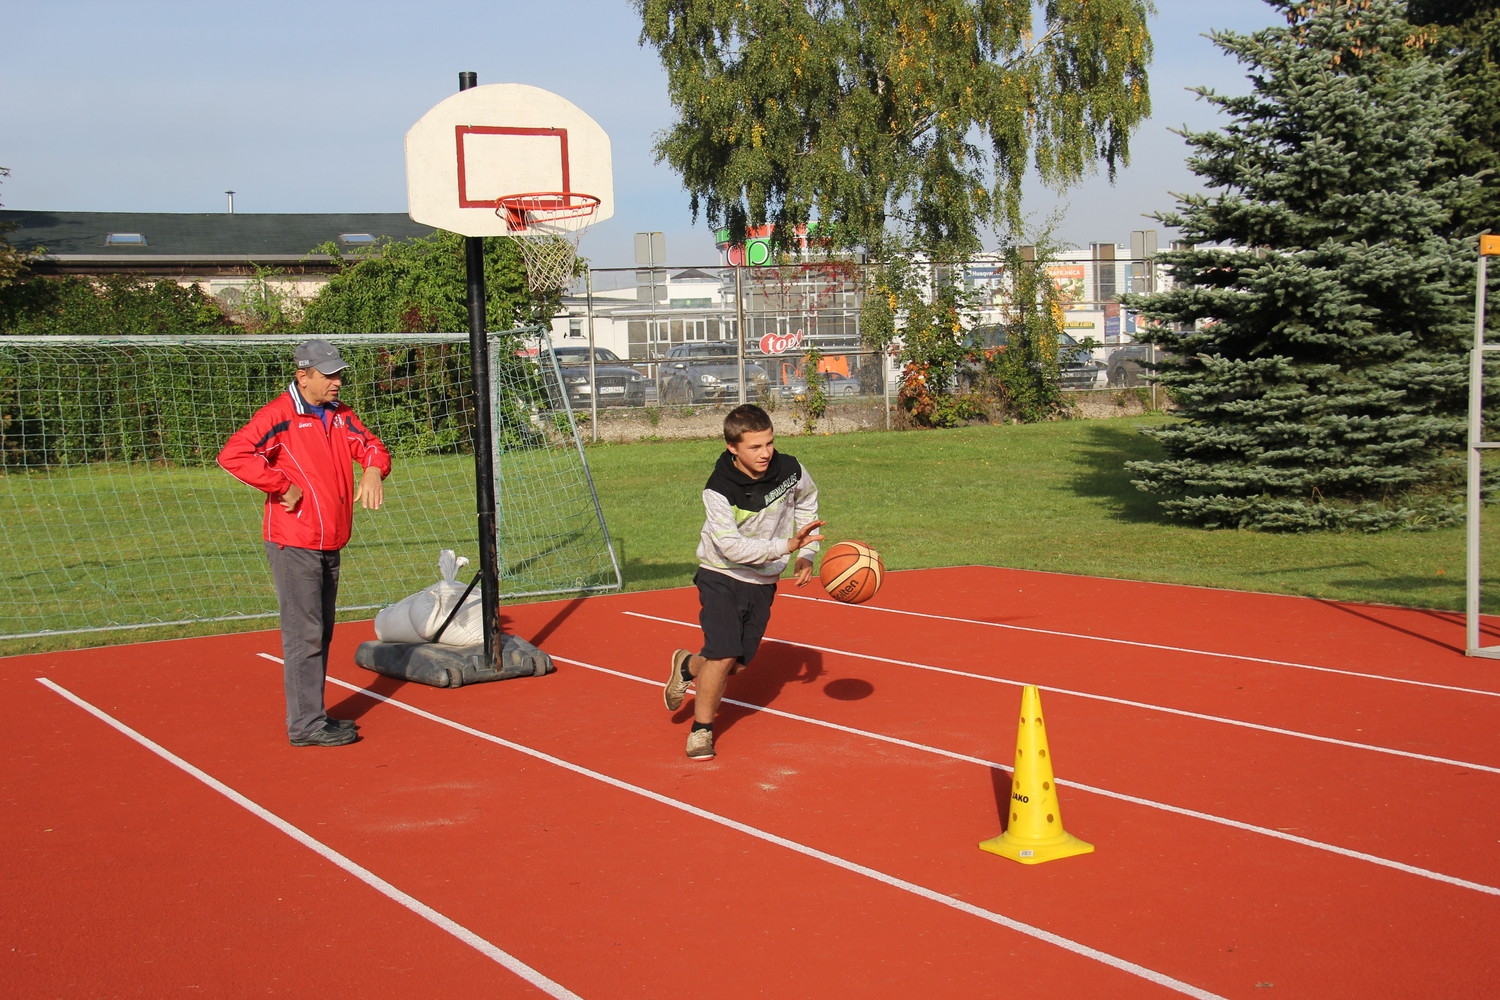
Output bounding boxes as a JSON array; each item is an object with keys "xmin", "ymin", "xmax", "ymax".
[
  {"xmin": 1105, "ymin": 343, "xmax": 1158, "ymax": 387},
  {"xmin": 541, "ymin": 346, "xmax": 647, "ymax": 408},
  {"xmin": 657, "ymin": 342, "xmax": 770, "ymax": 404},
  {"xmin": 964, "ymin": 324, "xmax": 1104, "ymax": 389}
]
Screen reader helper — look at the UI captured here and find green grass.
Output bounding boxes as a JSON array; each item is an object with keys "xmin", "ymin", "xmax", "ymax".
[
  {"xmin": 0, "ymin": 448, "xmax": 611, "ymax": 656},
  {"xmin": 587, "ymin": 416, "xmax": 1472, "ymax": 611},
  {"xmin": 1, "ymin": 415, "xmax": 1480, "ymax": 657}
]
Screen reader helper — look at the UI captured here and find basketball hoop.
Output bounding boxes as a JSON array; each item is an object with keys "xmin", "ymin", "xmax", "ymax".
[{"xmin": 496, "ymin": 192, "xmax": 601, "ymax": 294}]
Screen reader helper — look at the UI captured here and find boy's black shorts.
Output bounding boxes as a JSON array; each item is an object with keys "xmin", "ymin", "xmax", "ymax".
[{"xmin": 695, "ymin": 568, "xmax": 777, "ymax": 666}]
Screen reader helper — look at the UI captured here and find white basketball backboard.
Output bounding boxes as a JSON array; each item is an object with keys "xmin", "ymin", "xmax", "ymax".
[{"xmin": 405, "ymin": 83, "xmax": 614, "ymax": 238}]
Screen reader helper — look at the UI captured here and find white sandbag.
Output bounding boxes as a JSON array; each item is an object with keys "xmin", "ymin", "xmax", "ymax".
[
  {"xmin": 406, "ymin": 579, "xmax": 483, "ymax": 645},
  {"xmin": 374, "ymin": 599, "xmax": 427, "ymax": 643},
  {"xmin": 425, "ymin": 586, "xmax": 484, "ymax": 646},
  {"xmin": 374, "ymin": 549, "xmax": 481, "ymax": 645}
]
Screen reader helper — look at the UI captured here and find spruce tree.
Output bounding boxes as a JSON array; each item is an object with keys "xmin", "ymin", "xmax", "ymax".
[
  {"xmin": 1124, "ymin": 0, "xmax": 1476, "ymax": 531},
  {"xmin": 1408, "ymin": 1, "xmax": 1500, "ymax": 235}
]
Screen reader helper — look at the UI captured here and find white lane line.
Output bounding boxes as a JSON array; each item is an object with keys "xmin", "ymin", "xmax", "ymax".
[
  {"xmin": 775, "ymin": 593, "xmax": 1500, "ymax": 700},
  {"xmin": 35, "ymin": 677, "xmax": 584, "ymax": 1000},
  {"xmin": 285, "ymin": 662, "xmax": 1230, "ymax": 1000},
  {"xmin": 550, "ymin": 655, "xmax": 1500, "ymax": 899},
  {"xmin": 622, "ymin": 611, "xmax": 1500, "ymax": 776}
]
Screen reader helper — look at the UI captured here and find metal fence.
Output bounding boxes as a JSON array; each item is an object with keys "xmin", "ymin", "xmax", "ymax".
[{"xmin": 541, "ymin": 253, "xmax": 1166, "ymax": 429}]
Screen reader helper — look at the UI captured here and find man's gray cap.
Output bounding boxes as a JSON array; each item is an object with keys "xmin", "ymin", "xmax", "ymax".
[{"xmin": 295, "ymin": 339, "xmax": 349, "ymax": 375}]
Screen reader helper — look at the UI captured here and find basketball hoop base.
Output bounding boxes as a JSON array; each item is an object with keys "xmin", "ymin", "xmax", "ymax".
[{"xmin": 354, "ymin": 634, "xmax": 554, "ymax": 688}]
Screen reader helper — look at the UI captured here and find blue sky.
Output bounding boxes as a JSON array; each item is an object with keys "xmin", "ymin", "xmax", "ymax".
[{"xmin": 1, "ymin": 0, "xmax": 1281, "ymax": 269}]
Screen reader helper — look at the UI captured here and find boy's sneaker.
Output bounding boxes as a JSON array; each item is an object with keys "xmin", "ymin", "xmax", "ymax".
[
  {"xmin": 685, "ymin": 727, "xmax": 715, "ymax": 760},
  {"xmin": 664, "ymin": 649, "xmax": 692, "ymax": 710},
  {"xmin": 290, "ymin": 722, "xmax": 358, "ymax": 747}
]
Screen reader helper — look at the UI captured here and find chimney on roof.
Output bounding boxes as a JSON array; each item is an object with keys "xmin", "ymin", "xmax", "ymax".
[{"xmin": 226, "ymin": 191, "xmax": 236, "ymax": 214}]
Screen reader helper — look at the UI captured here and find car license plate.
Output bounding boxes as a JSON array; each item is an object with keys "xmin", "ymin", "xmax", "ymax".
[{"xmin": 599, "ymin": 386, "xmax": 625, "ymax": 394}]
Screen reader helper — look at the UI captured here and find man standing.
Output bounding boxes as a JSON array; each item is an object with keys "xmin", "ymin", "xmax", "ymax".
[{"xmin": 219, "ymin": 340, "xmax": 391, "ymax": 747}]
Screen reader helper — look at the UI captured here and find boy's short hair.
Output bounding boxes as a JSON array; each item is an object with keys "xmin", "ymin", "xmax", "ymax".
[{"xmin": 723, "ymin": 404, "xmax": 773, "ymax": 443}]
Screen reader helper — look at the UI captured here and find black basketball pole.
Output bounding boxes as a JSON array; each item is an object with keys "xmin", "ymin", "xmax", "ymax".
[{"xmin": 458, "ymin": 70, "xmax": 503, "ymax": 670}]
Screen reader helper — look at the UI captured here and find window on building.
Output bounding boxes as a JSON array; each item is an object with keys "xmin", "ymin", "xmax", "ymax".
[
  {"xmin": 339, "ymin": 233, "xmax": 377, "ymax": 245},
  {"xmin": 104, "ymin": 233, "xmax": 147, "ymax": 246}
]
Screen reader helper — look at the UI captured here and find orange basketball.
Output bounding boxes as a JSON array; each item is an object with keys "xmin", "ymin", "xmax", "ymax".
[{"xmin": 818, "ymin": 540, "xmax": 884, "ymax": 604}]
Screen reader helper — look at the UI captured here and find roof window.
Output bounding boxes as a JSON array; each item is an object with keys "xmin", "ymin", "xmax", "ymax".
[
  {"xmin": 339, "ymin": 233, "xmax": 376, "ymax": 245},
  {"xmin": 105, "ymin": 232, "xmax": 147, "ymax": 246}
]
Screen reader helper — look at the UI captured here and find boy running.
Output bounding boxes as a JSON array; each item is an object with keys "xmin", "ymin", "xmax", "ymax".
[{"xmin": 665, "ymin": 404, "xmax": 824, "ymax": 760}]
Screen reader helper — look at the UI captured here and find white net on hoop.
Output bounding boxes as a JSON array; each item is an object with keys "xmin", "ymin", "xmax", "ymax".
[
  {"xmin": 497, "ymin": 193, "xmax": 599, "ymax": 295},
  {"xmin": 508, "ymin": 230, "xmax": 584, "ymax": 294}
]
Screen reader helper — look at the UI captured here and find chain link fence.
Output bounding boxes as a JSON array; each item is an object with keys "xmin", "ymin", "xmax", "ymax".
[{"xmin": 545, "ymin": 253, "xmax": 1167, "ymax": 433}]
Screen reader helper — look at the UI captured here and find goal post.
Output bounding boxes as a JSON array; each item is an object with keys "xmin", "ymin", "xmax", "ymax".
[
  {"xmin": 486, "ymin": 327, "xmax": 622, "ymax": 600},
  {"xmin": 1467, "ymin": 236, "xmax": 1500, "ymax": 656},
  {"xmin": 0, "ymin": 332, "xmax": 620, "ymax": 643}
]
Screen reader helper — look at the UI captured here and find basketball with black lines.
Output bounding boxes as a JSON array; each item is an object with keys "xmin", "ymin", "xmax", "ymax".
[{"xmin": 818, "ymin": 540, "xmax": 884, "ymax": 604}]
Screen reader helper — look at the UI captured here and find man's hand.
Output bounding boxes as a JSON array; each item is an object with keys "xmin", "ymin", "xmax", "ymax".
[
  {"xmin": 278, "ymin": 484, "xmax": 302, "ymax": 512},
  {"xmin": 355, "ymin": 467, "xmax": 385, "ymax": 510}
]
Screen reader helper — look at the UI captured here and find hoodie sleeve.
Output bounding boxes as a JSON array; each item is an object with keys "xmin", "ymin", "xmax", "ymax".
[
  {"xmin": 700, "ymin": 488, "xmax": 792, "ymax": 568},
  {"xmin": 792, "ymin": 462, "xmax": 821, "ymax": 559}
]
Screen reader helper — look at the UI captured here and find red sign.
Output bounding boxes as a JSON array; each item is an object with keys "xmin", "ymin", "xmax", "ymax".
[{"xmin": 759, "ymin": 330, "xmax": 804, "ymax": 355}]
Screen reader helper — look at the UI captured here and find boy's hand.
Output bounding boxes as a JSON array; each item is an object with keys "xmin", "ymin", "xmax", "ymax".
[
  {"xmin": 789, "ymin": 519, "xmax": 825, "ymax": 554},
  {"xmin": 789, "ymin": 519, "xmax": 825, "ymax": 587},
  {"xmin": 793, "ymin": 556, "xmax": 816, "ymax": 587}
]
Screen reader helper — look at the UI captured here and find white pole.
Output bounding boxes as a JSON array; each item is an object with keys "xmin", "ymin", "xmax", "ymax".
[{"xmin": 1469, "ymin": 250, "xmax": 1491, "ymax": 654}]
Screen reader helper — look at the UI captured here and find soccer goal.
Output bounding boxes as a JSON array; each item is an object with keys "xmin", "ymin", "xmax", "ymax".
[{"xmin": 0, "ymin": 331, "xmax": 620, "ymax": 642}]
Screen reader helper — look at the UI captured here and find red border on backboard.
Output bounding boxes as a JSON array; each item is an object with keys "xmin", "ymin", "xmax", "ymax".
[{"xmin": 454, "ymin": 126, "xmax": 572, "ymax": 209}]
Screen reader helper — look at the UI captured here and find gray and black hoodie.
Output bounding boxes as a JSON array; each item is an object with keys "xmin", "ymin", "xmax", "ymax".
[{"xmin": 697, "ymin": 449, "xmax": 820, "ymax": 585}]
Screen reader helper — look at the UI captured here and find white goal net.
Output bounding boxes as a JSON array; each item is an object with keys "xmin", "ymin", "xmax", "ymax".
[{"xmin": 0, "ymin": 331, "xmax": 620, "ymax": 642}]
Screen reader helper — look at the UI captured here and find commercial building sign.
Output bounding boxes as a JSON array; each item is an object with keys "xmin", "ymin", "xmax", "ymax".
[{"xmin": 759, "ymin": 330, "xmax": 804, "ymax": 355}]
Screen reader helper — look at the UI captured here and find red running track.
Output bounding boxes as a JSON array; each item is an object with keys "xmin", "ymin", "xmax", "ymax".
[{"xmin": 5, "ymin": 566, "xmax": 1499, "ymax": 999}]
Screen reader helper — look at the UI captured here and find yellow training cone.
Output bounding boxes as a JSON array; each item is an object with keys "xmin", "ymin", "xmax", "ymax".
[{"xmin": 979, "ymin": 684, "xmax": 1094, "ymax": 865}]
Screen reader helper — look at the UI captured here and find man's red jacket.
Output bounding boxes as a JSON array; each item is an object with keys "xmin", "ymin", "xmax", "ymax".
[{"xmin": 218, "ymin": 384, "xmax": 393, "ymax": 551}]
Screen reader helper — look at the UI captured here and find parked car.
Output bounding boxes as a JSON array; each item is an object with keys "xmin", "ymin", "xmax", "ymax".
[
  {"xmin": 1105, "ymin": 343, "xmax": 1157, "ymax": 388},
  {"xmin": 821, "ymin": 372, "xmax": 860, "ymax": 396},
  {"xmin": 657, "ymin": 342, "xmax": 770, "ymax": 404},
  {"xmin": 538, "ymin": 346, "xmax": 647, "ymax": 408},
  {"xmin": 776, "ymin": 371, "xmax": 860, "ymax": 398},
  {"xmin": 964, "ymin": 324, "xmax": 1105, "ymax": 389}
]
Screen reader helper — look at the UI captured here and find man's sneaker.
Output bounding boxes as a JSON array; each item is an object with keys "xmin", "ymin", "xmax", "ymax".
[
  {"xmin": 664, "ymin": 649, "xmax": 693, "ymax": 710},
  {"xmin": 326, "ymin": 717, "xmax": 358, "ymax": 731},
  {"xmin": 685, "ymin": 727, "xmax": 715, "ymax": 760},
  {"xmin": 290, "ymin": 722, "xmax": 358, "ymax": 747}
]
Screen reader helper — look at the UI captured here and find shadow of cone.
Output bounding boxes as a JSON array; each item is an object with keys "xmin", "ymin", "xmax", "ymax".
[{"xmin": 979, "ymin": 684, "xmax": 1094, "ymax": 865}]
